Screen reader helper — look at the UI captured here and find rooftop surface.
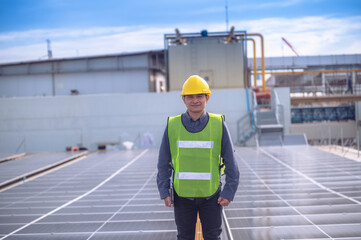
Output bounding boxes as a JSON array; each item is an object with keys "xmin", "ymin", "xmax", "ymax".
[{"xmin": 0, "ymin": 146, "xmax": 360, "ymax": 239}]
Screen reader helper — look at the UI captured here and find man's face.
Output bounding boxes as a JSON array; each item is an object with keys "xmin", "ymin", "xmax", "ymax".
[{"xmin": 182, "ymin": 94, "xmax": 209, "ymax": 115}]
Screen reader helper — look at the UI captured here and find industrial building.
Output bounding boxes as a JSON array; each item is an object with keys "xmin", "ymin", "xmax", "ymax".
[
  {"xmin": 0, "ymin": 29, "xmax": 361, "ymax": 240},
  {"xmin": 0, "ymin": 51, "xmax": 360, "ymax": 151},
  {"xmin": 0, "ymin": 50, "xmax": 166, "ymax": 97}
]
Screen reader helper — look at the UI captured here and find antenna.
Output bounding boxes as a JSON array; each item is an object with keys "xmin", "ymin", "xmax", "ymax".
[
  {"xmin": 47, "ymin": 39, "xmax": 53, "ymax": 59},
  {"xmin": 225, "ymin": 0, "xmax": 229, "ymax": 31}
]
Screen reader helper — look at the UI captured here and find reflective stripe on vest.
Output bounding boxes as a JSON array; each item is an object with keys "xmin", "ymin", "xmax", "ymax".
[
  {"xmin": 177, "ymin": 141, "xmax": 214, "ymax": 149},
  {"xmin": 168, "ymin": 113, "xmax": 223, "ymax": 198},
  {"xmin": 177, "ymin": 172, "xmax": 212, "ymax": 180}
]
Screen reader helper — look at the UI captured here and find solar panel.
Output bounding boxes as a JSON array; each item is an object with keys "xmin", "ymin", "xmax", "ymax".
[
  {"xmin": 1, "ymin": 146, "xmax": 361, "ymax": 239},
  {"xmin": 0, "ymin": 152, "xmax": 86, "ymax": 188},
  {"xmin": 227, "ymin": 146, "xmax": 361, "ymax": 239},
  {"xmin": 0, "ymin": 149, "xmax": 176, "ymax": 240}
]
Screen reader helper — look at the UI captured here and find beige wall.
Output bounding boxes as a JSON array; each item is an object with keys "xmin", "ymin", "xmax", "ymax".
[
  {"xmin": 168, "ymin": 37, "xmax": 246, "ymax": 91},
  {"xmin": 290, "ymin": 121, "xmax": 356, "ymax": 140}
]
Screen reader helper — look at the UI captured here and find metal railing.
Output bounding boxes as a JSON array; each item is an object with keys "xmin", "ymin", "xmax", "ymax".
[
  {"xmin": 236, "ymin": 111, "xmax": 257, "ymax": 145},
  {"xmin": 236, "ymin": 90, "xmax": 258, "ymax": 146},
  {"xmin": 237, "ymin": 89, "xmax": 287, "ymax": 145},
  {"xmin": 309, "ymin": 125, "xmax": 361, "ymax": 158}
]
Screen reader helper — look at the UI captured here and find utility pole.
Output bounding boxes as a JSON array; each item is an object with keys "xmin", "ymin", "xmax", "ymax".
[
  {"xmin": 47, "ymin": 39, "xmax": 53, "ymax": 59},
  {"xmin": 225, "ymin": 0, "xmax": 229, "ymax": 31}
]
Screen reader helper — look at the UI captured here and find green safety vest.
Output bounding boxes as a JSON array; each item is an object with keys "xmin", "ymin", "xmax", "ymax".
[{"xmin": 168, "ymin": 113, "xmax": 223, "ymax": 198}]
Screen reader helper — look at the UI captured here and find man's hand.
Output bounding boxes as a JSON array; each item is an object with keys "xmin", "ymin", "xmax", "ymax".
[
  {"xmin": 163, "ymin": 196, "xmax": 173, "ymax": 207},
  {"xmin": 217, "ymin": 197, "xmax": 230, "ymax": 206}
]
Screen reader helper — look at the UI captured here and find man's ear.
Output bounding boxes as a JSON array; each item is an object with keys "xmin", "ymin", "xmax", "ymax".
[
  {"xmin": 182, "ymin": 95, "xmax": 185, "ymax": 103},
  {"xmin": 205, "ymin": 95, "xmax": 210, "ymax": 103}
]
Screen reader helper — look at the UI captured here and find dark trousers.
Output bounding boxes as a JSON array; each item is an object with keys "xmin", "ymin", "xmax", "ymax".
[{"xmin": 174, "ymin": 191, "xmax": 222, "ymax": 240}]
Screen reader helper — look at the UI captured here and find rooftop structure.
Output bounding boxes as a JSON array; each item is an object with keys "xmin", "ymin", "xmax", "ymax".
[{"xmin": 0, "ymin": 50, "xmax": 165, "ymax": 98}]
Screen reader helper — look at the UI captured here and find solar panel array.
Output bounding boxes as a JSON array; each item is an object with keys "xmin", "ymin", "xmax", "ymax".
[
  {"xmin": 0, "ymin": 152, "xmax": 84, "ymax": 188},
  {"xmin": 0, "ymin": 149, "xmax": 176, "ymax": 240},
  {"xmin": 1, "ymin": 146, "xmax": 361, "ymax": 240},
  {"xmin": 228, "ymin": 146, "xmax": 361, "ymax": 240}
]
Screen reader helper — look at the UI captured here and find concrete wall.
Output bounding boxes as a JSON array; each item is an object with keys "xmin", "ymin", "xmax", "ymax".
[
  {"xmin": 290, "ymin": 121, "xmax": 356, "ymax": 140},
  {"xmin": 290, "ymin": 101, "xmax": 360, "ymax": 142},
  {"xmin": 0, "ymin": 88, "xmax": 253, "ymax": 153}
]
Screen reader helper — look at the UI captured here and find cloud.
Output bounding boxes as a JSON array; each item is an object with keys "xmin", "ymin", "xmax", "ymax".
[
  {"xmin": 0, "ymin": 26, "xmax": 133, "ymax": 43},
  {"xmin": 229, "ymin": 0, "xmax": 308, "ymax": 12},
  {"xmin": 0, "ymin": 15, "xmax": 360, "ymax": 64},
  {"xmin": 238, "ymin": 16, "xmax": 361, "ymax": 56},
  {"xmin": 257, "ymin": 0, "xmax": 306, "ymax": 8}
]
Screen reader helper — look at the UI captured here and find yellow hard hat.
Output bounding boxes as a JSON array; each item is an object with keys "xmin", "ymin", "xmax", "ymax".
[{"xmin": 181, "ymin": 75, "xmax": 212, "ymax": 96}]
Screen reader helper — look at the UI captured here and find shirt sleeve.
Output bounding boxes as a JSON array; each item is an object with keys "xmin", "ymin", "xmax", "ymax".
[
  {"xmin": 156, "ymin": 126, "xmax": 173, "ymax": 199},
  {"xmin": 220, "ymin": 121, "xmax": 240, "ymax": 201}
]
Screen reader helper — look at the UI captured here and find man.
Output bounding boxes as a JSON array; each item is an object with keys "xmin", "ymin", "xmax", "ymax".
[{"xmin": 157, "ymin": 75, "xmax": 239, "ymax": 240}]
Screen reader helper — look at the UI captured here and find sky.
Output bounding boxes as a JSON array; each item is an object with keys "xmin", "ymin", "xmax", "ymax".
[{"xmin": 0, "ymin": 0, "xmax": 360, "ymax": 64}]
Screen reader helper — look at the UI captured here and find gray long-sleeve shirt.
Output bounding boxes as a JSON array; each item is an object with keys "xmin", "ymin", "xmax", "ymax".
[{"xmin": 157, "ymin": 111, "xmax": 240, "ymax": 201}]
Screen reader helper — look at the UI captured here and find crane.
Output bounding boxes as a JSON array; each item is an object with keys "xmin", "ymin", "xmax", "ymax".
[{"xmin": 282, "ymin": 37, "xmax": 299, "ymax": 56}]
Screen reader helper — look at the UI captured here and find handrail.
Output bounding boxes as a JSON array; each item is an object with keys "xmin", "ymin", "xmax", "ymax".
[{"xmin": 237, "ymin": 112, "xmax": 253, "ymax": 144}]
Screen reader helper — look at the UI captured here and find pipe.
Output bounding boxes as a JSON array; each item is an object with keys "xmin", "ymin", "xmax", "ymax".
[
  {"xmin": 247, "ymin": 33, "xmax": 265, "ymax": 92},
  {"xmin": 254, "ymin": 68, "xmax": 361, "ymax": 75},
  {"xmin": 291, "ymin": 94, "xmax": 361, "ymax": 104},
  {"xmin": 246, "ymin": 38, "xmax": 257, "ymax": 87}
]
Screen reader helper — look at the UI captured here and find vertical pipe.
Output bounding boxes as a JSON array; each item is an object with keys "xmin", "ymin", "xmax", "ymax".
[
  {"xmin": 247, "ymin": 33, "xmax": 265, "ymax": 92},
  {"xmin": 246, "ymin": 38, "xmax": 257, "ymax": 87},
  {"xmin": 341, "ymin": 128, "xmax": 344, "ymax": 152},
  {"xmin": 357, "ymin": 127, "xmax": 359, "ymax": 158},
  {"xmin": 245, "ymin": 88, "xmax": 251, "ymax": 113},
  {"xmin": 322, "ymin": 73, "xmax": 326, "ymax": 95},
  {"xmin": 164, "ymin": 35, "xmax": 170, "ymax": 91},
  {"xmin": 51, "ymin": 62, "xmax": 55, "ymax": 96},
  {"xmin": 352, "ymin": 72, "xmax": 356, "ymax": 94},
  {"xmin": 356, "ymin": 101, "xmax": 359, "ymax": 157}
]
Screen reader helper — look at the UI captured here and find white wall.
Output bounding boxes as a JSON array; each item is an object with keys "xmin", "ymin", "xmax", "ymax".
[
  {"xmin": 273, "ymin": 87, "xmax": 291, "ymax": 134},
  {"xmin": 0, "ymin": 89, "xmax": 254, "ymax": 153}
]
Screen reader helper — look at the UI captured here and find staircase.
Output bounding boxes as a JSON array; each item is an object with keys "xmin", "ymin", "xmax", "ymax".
[
  {"xmin": 255, "ymin": 108, "xmax": 284, "ymax": 146},
  {"xmin": 237, "ymin": 89, "xmax": 284, "ymax": 146},
  {"xmin": 237, "ymin": 89, "xmax": 308, "ymax": 147}
]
